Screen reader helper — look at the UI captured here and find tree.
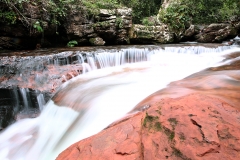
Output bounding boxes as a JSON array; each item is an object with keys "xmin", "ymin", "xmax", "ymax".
[{"xmin": 117, "ymin": 0, "xmax": 162, "ymax": 23}]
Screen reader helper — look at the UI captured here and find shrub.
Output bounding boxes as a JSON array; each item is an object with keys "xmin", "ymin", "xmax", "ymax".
[
  {"xmin": 158, "ymin": 1, "xmax": 192, "ymax": 35},
  {"xmin": 158, "ymin": 0, "xmax": 240, "ymax": 34},
  {"xmin": 141, "ymin": 16, "xmax": 157, "ymax": 26},
  {"xmin": 117, "ymin": 0, "xmax": 162, "ymax": 23},
  {"xmin": 67, "ymin": 40, "xmax": 78, "ymax": 47}
]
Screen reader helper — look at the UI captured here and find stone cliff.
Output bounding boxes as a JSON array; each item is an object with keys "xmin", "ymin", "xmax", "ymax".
[{"xmin": 1, "ymin": 2, "xmax": 239, "ymax": 50}]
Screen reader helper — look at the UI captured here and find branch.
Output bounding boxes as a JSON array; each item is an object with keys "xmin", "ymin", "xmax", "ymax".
[{"xmin": 4, "ymin": 0, "xmax": 31, "ymax": 27}]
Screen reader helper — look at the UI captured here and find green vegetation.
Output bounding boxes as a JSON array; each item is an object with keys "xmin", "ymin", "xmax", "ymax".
[
  {"xmin": 172, "ymin": 147, "xmax": 184, "ymax": 158},
  {"xmin": 0, "ymin": 0, "xmax": 80, "ymax": 32},
  {"xmin": 160, "ymin": 117, "xmax": 178, "ymax": 141},
  {"xmin": 82, "ymin": 0, "xmax": 162, "ymax": 24},
  {"xmin": 158, "ymin": 0, "xmax": 240, "ymax": 34},
  {"xmin": 154, "ymin": 122, "xmax": 162, "ymax": 131},
  {"xmin": 143, "ymin": 112, "xmax": 158, "ymax": 127},
  {"xmin": 33, "ymin": 21, "xmax": 43, "ymax": 32},
  {"xmin": 82, "ymin": 0, "xmax": 121, "ymax": 16},
  {"xmin": 168, "ymin": 118, "xmax": 178, "ymax": 128},
  {"xmin": 0, "ymin": 10, "xmax": 16, "ymax": 24},
  {"xmin": 141, "ymin": 17, "xmax": 154, "ymax": 26},
  {"xmin": 186, "ymin": 0, "xmax": 240, "ymax": 24},
  {"xmin": 158, "ymin": 1, "xmax": 191, "ymax": 35},
  {"xmin": 163, "ymin": 127, "xmax": 175, "ymax": 141},
  {"xmin": 118, "ymin": 0, "xmax": 162, "ymax": 23},
  {"xmin": 67, "ymin": 40, "xmax": 78, "ymax": 47},
  {"xmin": 115, "ymin": 17, "xmax": 123, "ymax": 28},
  {"xmin": 1, "ymin": 0, "xmax": 239, "ymax": 36},
  {"xmin": 93, "ymin": 21, "xmax": 111, "ymax": 28}
]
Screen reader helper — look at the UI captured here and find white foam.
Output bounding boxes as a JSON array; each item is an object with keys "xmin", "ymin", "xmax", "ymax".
[{"xmin": 0, "ymin": 45, "xmax": 239, "ymax": 160}]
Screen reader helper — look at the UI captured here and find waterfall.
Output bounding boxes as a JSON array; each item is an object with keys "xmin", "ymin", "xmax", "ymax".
[
  {"xmin": 19, "ymin": 88, "xmax": 31, "ymax": 110},
  {"xmin": 0, "ymin": 45, "xmax": 239, "ymax": 160},
  {"xmin": 36, "ymin": 93, "xmax": 46, "ymax": 111}
]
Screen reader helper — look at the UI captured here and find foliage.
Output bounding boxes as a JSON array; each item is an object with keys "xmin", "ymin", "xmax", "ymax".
[
  {"xmin": 67, "ymin": 40, "xmax": 78, "ymax": 47},
  {"xmin": 0, "ymin": 10, "xmax": 16, "ymax": 24},
  {"xmin": 181, "ymin": 0, "xmax": 240, "ymax": 24},
  {"xmin": 82, "ymin": 0, "xmax": 161, "ymax": 26},
  {"xmin": 33, "ymin": 21, "xmax": 43, "ymax": 32},
  {"xmin": 158, "ymin": 0, "xmax": 240, "ymax": 35},
  {"xmin": 158, "ymin": 1, "xmax": 192, "ymax": 35},
  {"xmin": 117, "ymin": 0, "xmax": 162, "ymax": 23},
  {"xmin": 115, "ymin": 17, "xmax": 123, "ymax": 28},
  {"xmin": 82, "ymin": 0, "xmax": 121, "ymax": 16},
  {"xmin": 0, "ymin": 0, "xmax": 80, "ymax": 31},
  {"xmin": 141, "ymin": 16, "xmax": 157, "ymax": 26}
]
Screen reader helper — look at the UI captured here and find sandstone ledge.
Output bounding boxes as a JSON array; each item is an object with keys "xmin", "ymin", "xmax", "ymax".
[{"xmin": 57, "ymin": 93, "xmax": 240, "ymax": 160}]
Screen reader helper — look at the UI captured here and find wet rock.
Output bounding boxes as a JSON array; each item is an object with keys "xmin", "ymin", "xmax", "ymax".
[
  {"xmin": 233, "ymin": 36, "xmax": 240, "ymax": 45},
  {"xmin": 57, "ymin": 94, "xmax": 240, "ymax": 160},
  {"xmin": 0, "ymin": 88, "xmax": 47, "ymax": 129}
]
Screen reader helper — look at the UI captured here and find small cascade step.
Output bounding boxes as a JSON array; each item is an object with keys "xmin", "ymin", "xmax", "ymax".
[
  {"xmin": 0, "ymin": 45, "xmax": 233, "ymax": 129},
  {"xmin": 0, "ymin": 88, "xmax": 49, "ymax": 129}
]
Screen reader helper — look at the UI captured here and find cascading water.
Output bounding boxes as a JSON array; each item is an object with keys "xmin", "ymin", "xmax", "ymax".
[{"xmin": 0, "ymin": 45, "xmax": 239, "ymax": 160}]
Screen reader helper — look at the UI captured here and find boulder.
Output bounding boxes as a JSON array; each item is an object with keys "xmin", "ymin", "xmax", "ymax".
[
  {"xmin": 57, "ymin": 94, "xmax": 240, "ymax": 160},
  {"xmin": 181, "ymin": 25, "xmax": 200, "ymax": 41},
  {"xmin": 129, "ymin": 24, "xmax": 174, "ymax": 44},
  {"xmin": 89, "ymin": 37, "xmax": 105, "ymax": 46},
  {"xmin": 195, "ymin": 23, "xmax": 239, "ymax": 43}
]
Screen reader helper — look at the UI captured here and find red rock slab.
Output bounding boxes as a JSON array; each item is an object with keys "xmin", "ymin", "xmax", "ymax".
[
  {"xmin": 0, "ymin": 64, "xmax": 83, "ymax": 93},
  {"xmin": 57, "ymin": 94, "xmax": 240, "ymax": 160},
  {"xmin": 57, "ymin": 112, "xmax": 143, "ymax": 160}
]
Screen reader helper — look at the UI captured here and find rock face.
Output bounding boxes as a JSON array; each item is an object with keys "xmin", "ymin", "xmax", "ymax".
[
  {"xmin": 157, "ymin": 0, "xmax": 240, "ymax": 43},
  {"xmin": 89, "ymin": 37, "xmax": 105, "ymax": 46},
  {"xmin": 65, "ymin": 8, "xmax": 133, "ymax": 46},
  {"xmin": 57, "ymin": 93, "xmax": 240, "ymax": 160},
  {"xmin": 0, "ymin": 5, "xmax": 133, "ymax": 49},
  {"xmin": 181, "ymin": 25, "xmax": 200, "ymax": 41},
  {"xmin": 195, "ymin": 23, "xmax": 239, "ymax": 43},
  {"xmin": 0, "ymin": 2, "xmax": 59, "ymax": 50},
  {"xmin": 129, "ymin": 24, "xmax": 174, "ymax": 44},
  {"xmin": 1, "ymin": 1, "xmax": 240, "ymax": 49}
]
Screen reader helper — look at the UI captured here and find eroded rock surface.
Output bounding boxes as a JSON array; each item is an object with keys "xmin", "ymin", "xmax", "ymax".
[
  {"xmin": 57, "ymin": 93, "xmax": 240, "ymax": 160},
  {"xmin": 57, "ymin": 51, "xmax": 240, "ymax": 159}
]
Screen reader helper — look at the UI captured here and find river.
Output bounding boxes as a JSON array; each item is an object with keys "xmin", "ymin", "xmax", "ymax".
[{"xmin": 0, "ymin": 44, "xmax": 239, "ymax": 160}]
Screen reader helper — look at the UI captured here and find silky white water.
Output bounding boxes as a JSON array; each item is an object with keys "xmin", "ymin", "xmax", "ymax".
[{"xmin": 0, "ymin": 45, "xmax": 239, "ymax": 160}]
